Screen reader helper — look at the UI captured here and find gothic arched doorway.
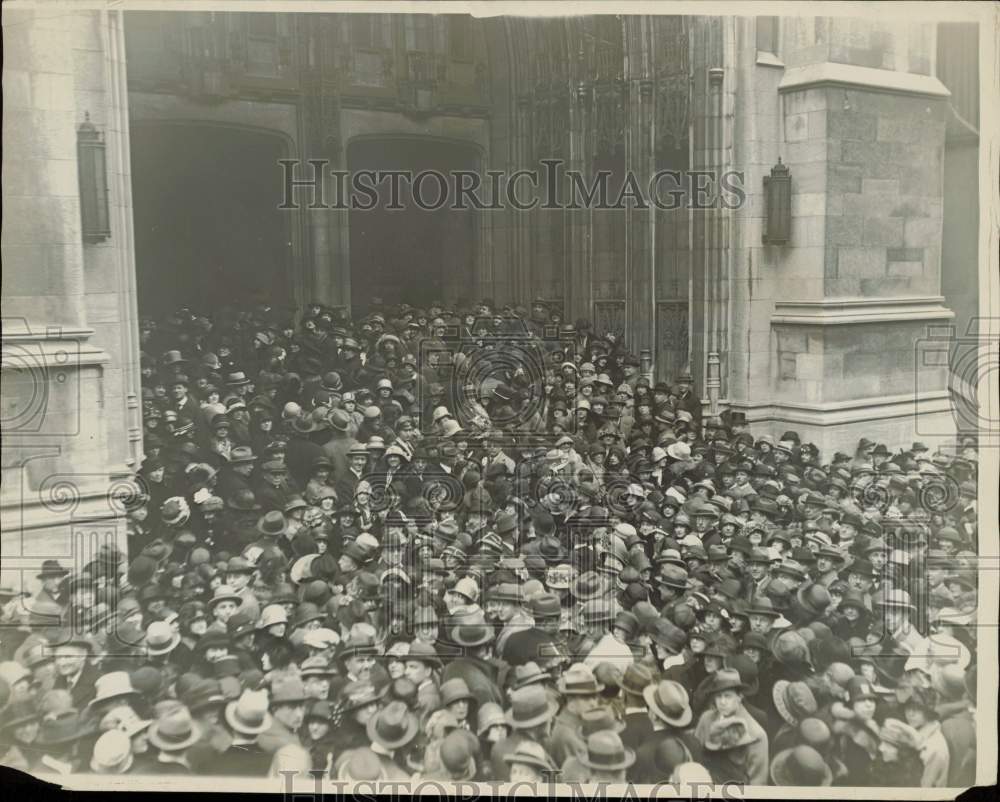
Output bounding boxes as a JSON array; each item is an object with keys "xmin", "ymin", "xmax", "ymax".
[{"xmin": 130, "ymin": 123, "xmax": 294, "ymax": 319}]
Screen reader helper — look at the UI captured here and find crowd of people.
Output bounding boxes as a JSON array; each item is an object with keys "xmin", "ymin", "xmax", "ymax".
[{"xmin": 0, "ymin": 297, "xmax": 981, "ymax": 788}]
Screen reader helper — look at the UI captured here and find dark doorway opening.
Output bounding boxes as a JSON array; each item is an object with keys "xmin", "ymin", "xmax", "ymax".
[
  {"xmin": 347, "ymin": 137, "xmax": 479, "ymax": 316},
  {"xmin": 130, "ymin": 124, "xmax": 293, "ymax": 319}
]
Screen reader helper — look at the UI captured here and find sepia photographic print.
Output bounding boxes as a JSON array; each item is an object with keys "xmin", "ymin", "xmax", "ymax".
[{"xmin": 1, "ymin": 0, "xmax": 997, "ymax": 797}]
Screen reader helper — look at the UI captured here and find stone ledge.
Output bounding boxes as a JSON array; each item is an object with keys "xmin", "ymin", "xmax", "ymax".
[
  {"xmin": 778, "ymin": 63, "xmax": 950, "ymax": 99},
  {"xmin": 1, "ymin": 328, "xmax": 109, "ymax": 369},
  {"xmin": 772, "ymin": 296, "xmax": 954, "ymax": 326},
  {"xmin": 756, "ymin": 51, "xmax": 784, "ymax": 69},
  {"xmin": 724, "ymin": 390, "xmax": 952, "ymax": 427}
]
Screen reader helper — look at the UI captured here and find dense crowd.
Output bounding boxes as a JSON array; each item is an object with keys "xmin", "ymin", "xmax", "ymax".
[{"xmin": 0, "ymin": 298, "xmax": 980, "ymax": 788}]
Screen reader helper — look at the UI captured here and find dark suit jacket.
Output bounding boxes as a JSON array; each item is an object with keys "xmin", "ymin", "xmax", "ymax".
[{"xmin": 55, "ymin": 662, "xmax": 102, "ymax": 709}]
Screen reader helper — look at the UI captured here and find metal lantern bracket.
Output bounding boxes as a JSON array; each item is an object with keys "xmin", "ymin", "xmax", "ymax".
[
  {"xmin": 77, "ymin": 112, "xmax": 111, "ymax": 243},
  {"xmin": 762, "ymin": 157, "xmax": 791, "ymax": 245}
]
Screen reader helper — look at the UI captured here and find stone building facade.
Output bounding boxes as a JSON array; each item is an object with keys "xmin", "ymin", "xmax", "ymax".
[{"xmin": 1, "ymin": 9, "xmax": 981, "ymax": 557}]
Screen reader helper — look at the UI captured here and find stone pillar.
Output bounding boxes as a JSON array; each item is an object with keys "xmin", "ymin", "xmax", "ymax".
[
  {"xmin": 624, "ymin": 17, "xmax": 656, "ymax": 356},
  {"xmin": 3, "ymin": 8, "xmax": 130, "ymax": 576},
  {"xmin": 724, "ymin": 16, "xmax": 956, "ymax": 453}
]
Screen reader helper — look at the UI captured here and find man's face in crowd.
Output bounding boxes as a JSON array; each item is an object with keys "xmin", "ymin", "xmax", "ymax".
[
  {"xmin": 713, "ymin": 688, "xmax": 741, "ymax": 717},
  {"xmin": 848, "ymin": 571, "xmax": 871, "ymax": 592},
  {"xmin": 227, "ymin": 571, "xmax": 250, "ymax": 591},
  {"xmin": 171, "ymin": 382, "xmax": 187, "ymax": 401},
  {"xmin": 304, "ymin": 675, "xmax": 330, "ymax": 700},
  {"xmin": 213, "ymin": 600, "xmax": 237, "ymax": 623},
  {"xmin": 345, "ymin": 654, "xmax": 374, "ymax": 681},
  {"xmin": 54, "ymin": 645, "xmax": 88, "ymax": 678},
  {"xmin": 404, "ymin": 659, "xmax": 432, "ymax": 685}
]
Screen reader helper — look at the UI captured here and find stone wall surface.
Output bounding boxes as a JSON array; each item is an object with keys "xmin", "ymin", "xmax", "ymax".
[{"xmin": 2, "ymin": 9, "xmax": 132, "ymax": 565}]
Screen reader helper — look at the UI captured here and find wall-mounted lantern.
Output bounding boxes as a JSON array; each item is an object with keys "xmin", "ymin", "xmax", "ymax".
[
  {"xmin": 77, "ymin": 112, "xmax": 111, "ymax": 243},
  {"xmin": 762, "ymin": 157, "xmax": 791, "ymax": 245}
]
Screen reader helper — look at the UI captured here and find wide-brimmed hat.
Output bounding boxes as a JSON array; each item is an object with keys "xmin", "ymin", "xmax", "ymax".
[
  {"xmin": 772, "ymin": 679, "xmax": 818, "ymax": 726},
  {"xmin": 89, "ymin": 671, "xmax": 141, "ymax": 708},
  {"xmin": 90, "ymin": 729, "xmax": 134, "ymax": 774},
  {"xmin": 511, "ymin": 661, "xmax": 552, "ymax": 690},
  {"xmin": 148, "ymin": 706, "xmax": 202, "ymax": 752},
  {"xmin": 450, "ymin": 621, "xmax": 494, "ymax": 648},
  {"xmin": 579, "ymin": 708, "xmax": 625, "ymax": 738},
  {"xmin": 182, "ymin": 678, "xmax": 227, "ymax": 713},
  {"xmin": 145, "ymin": 621, "xmax": 181, "ymax": 656},
  {"xmin": 557, "ymin": 663, "xmax": 604, "ymax": 696},
  {"xmin": 579, "ymin": 730, "xmax": 636, "ymax": 771},
  {"xmin": 35, "ymin": 710, "xmax": 94, "ymax": 746},
  {"xmin": 207, "ymin": 585, "xmax": 243, "ymax": 610},
  {"xmin": 875, "ymin": 589, "xmax": 916, "ymax": 612},
  {"xmin": 644, "ymin": 680, "xmax": 693, "ymax": 727},
  {"xmin": 256, "ymin": 510, "xmax": 288, "ymax": 537},
  {"xmin": 502, "ymin": 740, "xmax": 557, "ymax": 773},
  {"xmin": 366, "ymin": 700, "xmax": 418, "ymax": 750},
  {"xmin": 269, "ymin": 675, "xmax": 309, "ymax": 707},
  {"xmin": 506, "ymin": 685, "xmax": 558, "ymax": 729},
  {"xmin": 406, "ymin": 639, "xmax": 442, "ymax": 667},
  {"xmin": 701, "ymin": 668, "xmax": 745, "ymax": 699},
  {"xmin": 37, "ymin": 559, "xmax": 70, "ymax": 580},
  {"xmin": 439, "ymin": 678, "xmax": 477, "ymax": 707},
  {"xmin": 225, "ymin": 689, "xmax": 272, "ymax": 735},
  {"xmin": 770, "ymin": 745, "xmax": 833, "ymax": 786}
]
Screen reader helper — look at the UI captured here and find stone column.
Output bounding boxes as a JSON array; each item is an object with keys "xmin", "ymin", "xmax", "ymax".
[
  {"xmin": 725, "ymin": 16, "xmax": 956, "ymax": 452},
  {"xmin": 624, "ymin": 17, "xmax": 656, "ymax": 356},
  {"xmin": 2, "ymin": 8, "xmax": 127, "ymax": 571}
]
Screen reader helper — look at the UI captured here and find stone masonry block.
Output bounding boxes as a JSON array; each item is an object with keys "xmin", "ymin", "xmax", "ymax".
[
  {"xmin": 777, "ymin": 330, "xmax": 808, "ymax": 354},
  {"xmin": 827, "ymin": 216, "xmax": 863, "ymax": 247},
  {"xmin": 862, "ymin": 217, "xmax": 903, "ymax": 247},
  {"xmin": 887, "ymin": 261, "xmax": 923, "ymax": 278},
  {"xmin": 903, "ymin": 218, "xmax": 941, "ymax": 247},
  {"xmin": 861, "ymin": 178, "xmax": 901, "ymax": 196},
  {"xmin": 838, "ymin": 247, "xmax": 885, "ymax": 278},
  {"xmin": 796, "ymin": 353, "xmax": 824, "ymax": 381},
  {"xmin": 860, "ymin": 276, "xmax": 912, "ymax": 296},
  {"xmin": 785, "ymin": 112, "xmax": 810, "ymax": 143},
  {"xmin": 791, "ymin": 193, "xmax": 825, "ymax": 217},
  {"xmin": 829, "ymin": 165, "xmax": 862, "ymax": 193},
  {"xmin": 828, "ymin": 111, "xmax": 877, "ymax": 141},
  {"xmin": 887, "ymin": 247, "xmax": 924, "ymax": 262}
]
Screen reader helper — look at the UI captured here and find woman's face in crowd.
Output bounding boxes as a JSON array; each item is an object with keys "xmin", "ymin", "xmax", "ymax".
[
  {"xmin": 904, "ymin": 706, "xmax": 927, "ymax": 729},
  {"xmin": 703, "ymin": 654, "xmax": 723, "ymax": 673},
  {"xmin": 853, "ymin": 698, "xmax": 877, "ymax": 720},
  {"xmin": 447, "ymin": 699, "xmax": 469, "ymax": 721},
  {"xmin": 15, "ymin": 721, "xmax": 39, "ymax": 743}
]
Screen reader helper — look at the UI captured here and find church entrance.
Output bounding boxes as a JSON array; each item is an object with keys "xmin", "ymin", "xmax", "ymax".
[
  {"xmin": 347, "ymin": 137, "xmax": 480, "ymax": 316},
  {"xmin": 130, "ymin": 123, "xmax": 294, "ymax": 319}
]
